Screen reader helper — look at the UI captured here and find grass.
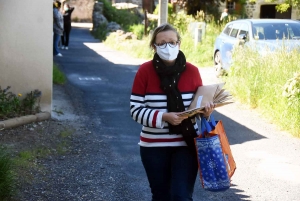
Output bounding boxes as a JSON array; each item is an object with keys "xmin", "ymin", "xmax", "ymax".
[
  {"xmin": 224, "ymin": 45, "xmax": 300, "ymax": 137},
  {"xmin": 103, "ymin": 21, "xmax": 223, "ymax": 67},
  {"xmin": 0, "ymin": 147, "xmax": 15, "ymax": 200},
  {"xmin": 53, "ymin": 63, "xmax": 66, "ymax": 84}
]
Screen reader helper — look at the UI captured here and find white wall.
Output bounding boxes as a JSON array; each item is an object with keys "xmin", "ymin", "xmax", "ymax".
[{"xmin": 0, "ymin": 0, "xmax": 53, "ymax": 113}]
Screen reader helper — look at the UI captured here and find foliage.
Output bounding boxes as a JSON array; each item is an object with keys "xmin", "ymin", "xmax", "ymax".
[
  {"xmin": 92, "ymin": 23, "xmax": 108, "ymax": 41},
  {"xmin": 176, "ymin": 0, "xmax": 224, "ymax": 16},
  {"xmin": 265, "ymin": 0, "xmax": 300, "ymax": 12},
  {"xmin": 283, "ymin": 72, "xmax": 300, "ymax": 107},
  {"xmin": 0, "ymin": 147, "xmax": 15, "ymax": 200},
  {"xmin": 104, "ymin": 33, "xmax": 153, "ymax": 59},
  {"xmin": 97, "ymin": 0, "xmax": 141, "ymax": 31},
  {"xmin": 129, "ymin": 24, "xmax": 145, "ymax": 40},
  {"xmin": 153, "ymin": 3, "xmax": 174, "ymax": 15},
  {"xmin": 53, "ymin": 63, "xmax": 66, "ymax": 85},
  {"xmin": 169, "ymin": 11, "xmax": 196, "ymax": 34},
  {"xmin": 224, "ymin": 45, "xmax": 300, "ymax": 137},
  {"xmin": 104, "ymin": 19, "xmax": 223, "ymax": 68},
  {"xmin": 0, "ymin": 86, "xmax": 41, "ymax": 120}
]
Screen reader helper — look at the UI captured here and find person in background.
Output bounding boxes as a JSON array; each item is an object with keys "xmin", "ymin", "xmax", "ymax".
[
  {"xmin": 53, "ymin": 1, "xmax": 64, "ymax": 57},
  {"xmin": 61, "ymin": 2, "xmax": 75, "ymax": 50},
  {"xmin": 130, "ymin": 23, "xmax": 214, "ymax": 200},
  {"xmin": 220, "ymin": 8, "xmax": 229, "ymax": 21}
]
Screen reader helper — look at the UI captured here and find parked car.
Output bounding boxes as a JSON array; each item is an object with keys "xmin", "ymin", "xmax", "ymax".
[{"xmin": 213, "ymin": 19, "xmax": 300, "ymax": 76}]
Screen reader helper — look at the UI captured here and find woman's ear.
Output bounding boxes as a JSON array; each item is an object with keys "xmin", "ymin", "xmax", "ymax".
[{"xmin": 152, "ymin": 45, "xmax": 157, "ymax": 52}]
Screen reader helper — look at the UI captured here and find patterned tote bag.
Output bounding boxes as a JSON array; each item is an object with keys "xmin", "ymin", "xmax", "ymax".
[{"xmin": 194, "ymin": 115, "xmax": 236, "ymax": 191}]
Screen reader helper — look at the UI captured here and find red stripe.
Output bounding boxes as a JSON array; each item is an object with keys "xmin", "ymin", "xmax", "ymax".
[
  {"xmin": 140, "ymin": 136, "xmax": 184, "ymax": 143},
  {"xmin": 152, "ymin": 110, "xmax": 159, "ymax": 127}
]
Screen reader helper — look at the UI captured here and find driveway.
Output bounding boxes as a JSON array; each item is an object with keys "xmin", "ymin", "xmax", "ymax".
[{"xmin": 52, "ymin": 23, "xmax": 300, "ymax": 201}]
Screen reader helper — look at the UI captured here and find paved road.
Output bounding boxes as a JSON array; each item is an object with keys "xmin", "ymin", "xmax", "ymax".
[{"xmin": 54, "ymin": 23, "xmax": 300, "ymax": 201}]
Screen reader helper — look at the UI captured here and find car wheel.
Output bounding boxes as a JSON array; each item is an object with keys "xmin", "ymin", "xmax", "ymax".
[
  {"xmin": 214, "ymin": 51, "xmax": 222, "ymax": 65},
  {"xmin": 214, "ymin": 51, "xmax": 223, "ymax": 77}
]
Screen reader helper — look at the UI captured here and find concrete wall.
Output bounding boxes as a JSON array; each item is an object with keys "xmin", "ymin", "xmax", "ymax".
[{"xmin": 0, "ymin": 1, "xmax": 53, "ymax": 113}]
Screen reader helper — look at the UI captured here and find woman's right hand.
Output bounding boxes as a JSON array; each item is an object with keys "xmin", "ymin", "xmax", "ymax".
[{"xmin": 162, "ymin": 112, "xmax": 188, "ymax": 126}]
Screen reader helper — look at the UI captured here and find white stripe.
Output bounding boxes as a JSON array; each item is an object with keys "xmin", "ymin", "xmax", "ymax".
[
  {"xmin": 141, "ymin": 133, "xmax": 183, "ymax": 139},
  {"xmin": 130, "ymin": 95, "xmax": 144, "ymax": 102},
  {"xmin": 145, "ymin": 94, "xmax": 166, "ymax": 100},
  {"xmin": 138, "ymin": 141, "xmax": 187, "ymax": 147},
  {"xmin": 182, "ymin": 93, "xmax": 194, "ymax": 99},
  {"xmin": 143, "ymin": 126, "xmax": 169, "ymax": 133}
]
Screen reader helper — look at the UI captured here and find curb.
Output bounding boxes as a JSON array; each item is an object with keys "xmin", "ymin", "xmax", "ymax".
[{"xmin": 0, "ymin": 112, "xmax": 51, "ymax": 130}]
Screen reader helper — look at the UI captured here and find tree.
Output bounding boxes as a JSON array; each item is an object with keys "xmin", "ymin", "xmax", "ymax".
[{"xmin": 265, "ymin": 0, "xmax": 295, "ymax": 13}]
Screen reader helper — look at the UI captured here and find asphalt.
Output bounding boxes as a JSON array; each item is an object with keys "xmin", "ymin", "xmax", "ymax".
[{"xmin": 27, "ymin": 23, "xmax": 300, "ymax": 200}]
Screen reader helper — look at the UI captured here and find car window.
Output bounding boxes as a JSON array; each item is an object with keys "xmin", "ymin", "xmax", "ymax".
[
  {"xmin": 253, "ymin": 22, "xmax": 300, "ymax": 40},
  {"xmin": 238, "ymin": 23, "xmax": 249, "ymax": 37},
  {"xmin": 229, "ymin": 23, "xmax": 241, "ymax": 38},
  {"xmin": 223, "ymin": 24, "xmax": 233, "ymax": 36}
]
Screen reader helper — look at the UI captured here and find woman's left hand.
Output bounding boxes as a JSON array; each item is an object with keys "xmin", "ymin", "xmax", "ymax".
[{"xmin": 203, "ymin": 101, "xmax": 215, "ymax": 118}]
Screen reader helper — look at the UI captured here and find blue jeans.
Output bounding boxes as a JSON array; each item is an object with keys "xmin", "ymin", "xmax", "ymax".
[
  {"xmin": 140, "ymin": 146, "xmax": 198, "ymax": 201},
  {"xmin": 53, "ymin": 33, "xmax": 61, "ymax": 55}
]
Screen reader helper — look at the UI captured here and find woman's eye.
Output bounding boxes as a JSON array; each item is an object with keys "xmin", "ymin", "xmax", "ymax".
[
  {"xmin": 158, "ymin": 42, "xmax": 166, "ymax": 46},
  {"xmin": 170, "ymin": 41, "xmax": 177, "ymax": 45}
]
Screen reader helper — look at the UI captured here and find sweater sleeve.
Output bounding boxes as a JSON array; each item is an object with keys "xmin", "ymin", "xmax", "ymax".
[{"xmin": 130, "ymin": 65, "xmax": 165, "ymax": 128}]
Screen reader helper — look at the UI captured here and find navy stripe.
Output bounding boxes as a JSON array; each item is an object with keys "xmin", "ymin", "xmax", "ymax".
[
  {"xmin": 141, "ymin": 108, "xmax": 147, "ymax": 125},
  {"xmin": 146, "ymin": 110, "xmax": 152, "ymax": 127},
  {"xmin": 141, "ymin": 130, "xmax": 171, "ymax": 135},
  {"xmin": 131, "ymin": 99, "xmax": 145, "ymax": 104}
]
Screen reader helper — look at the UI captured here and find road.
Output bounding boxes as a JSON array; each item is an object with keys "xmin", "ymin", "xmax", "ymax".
[{"xmin": 53, "ymin": 23, "xmax": 300, "ymax": 201}]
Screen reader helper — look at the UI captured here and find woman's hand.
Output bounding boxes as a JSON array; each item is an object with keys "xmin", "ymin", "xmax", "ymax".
[
  {"xmin": 203, "ymin": 101, "xmax": 215, "ymax": 118},
  {"xmin": 162, "ymin": 112, "xmax": 188, "ymax": 126}
]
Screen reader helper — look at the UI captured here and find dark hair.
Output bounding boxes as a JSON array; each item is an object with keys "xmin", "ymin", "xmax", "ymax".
[
  {"xmin": 53, "ymin": 1, "xmax": 62, "ymax": 8},
  {"xmin": 149, "ymin": 23, "xmax": 181, "ymax": 49}
]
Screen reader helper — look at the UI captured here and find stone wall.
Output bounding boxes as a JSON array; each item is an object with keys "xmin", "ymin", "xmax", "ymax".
[{"xmin": 68, "ymin": 0, "xmax": 95, "ymax": 22}]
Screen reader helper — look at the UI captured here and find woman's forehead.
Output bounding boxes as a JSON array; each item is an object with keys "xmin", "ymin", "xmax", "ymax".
[{"xmin": 156, "ymin": 30, "xmax": 177, "ymax": 41}]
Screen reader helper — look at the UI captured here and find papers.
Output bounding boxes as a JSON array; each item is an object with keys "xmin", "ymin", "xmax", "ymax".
[{"xmin": 178, "ymin": 83, "xmax": 234, "ymax": 117}]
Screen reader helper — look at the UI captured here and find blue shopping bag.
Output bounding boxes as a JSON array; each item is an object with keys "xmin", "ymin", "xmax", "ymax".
[{"xmin": 194, "ymin": 115, "xmax": 234, "ymax": 191}]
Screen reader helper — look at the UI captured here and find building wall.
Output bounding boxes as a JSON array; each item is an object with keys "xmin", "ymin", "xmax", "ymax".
[
  {"xmin": 248, "ymin": 1, "xmax": 298, "ymax": 19},
  {"xmin": 220, "ymin": 0, "xmax": 299, "ymax": 19},
  {"xmin": 0, "ymin": 1, "xmax": 53, "ymax": 113}
]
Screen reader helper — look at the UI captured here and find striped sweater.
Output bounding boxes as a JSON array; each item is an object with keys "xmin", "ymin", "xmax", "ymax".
[{"xmin": 130, "ymin": 60, "xmax": 203, "ymax": 147}]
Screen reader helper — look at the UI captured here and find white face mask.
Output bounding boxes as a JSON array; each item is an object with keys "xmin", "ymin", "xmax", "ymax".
[
  {"xmin": 64, "ymin": 7, "xmax": 69, "ymax": 11},
  {"xmin": 156, "ymin": 45, "xmax": 179, "ymax": 61}
]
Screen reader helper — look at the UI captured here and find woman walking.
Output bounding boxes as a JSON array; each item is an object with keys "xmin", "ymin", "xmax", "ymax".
[{"xmin": 130, "ymin": 23, "xmax": 214, "ymax": 200}]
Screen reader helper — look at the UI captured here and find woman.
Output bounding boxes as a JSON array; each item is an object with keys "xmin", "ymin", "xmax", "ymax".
[
  {"xmin": 130, "ymin": 23, "xmax": 214, "ymax": 200},
  {"xmin": 53, "ymin": 1, "xmax": 64, "ymax": 56},
  {"xmin": 61, "ymin": 3, "xmax": 75, "ymax": 50}
]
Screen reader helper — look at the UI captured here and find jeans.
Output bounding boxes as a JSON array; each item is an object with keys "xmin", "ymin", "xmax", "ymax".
[
  {"xmin": 140, "ymin": 146, "xmax": 198, "ymax": 201},
  {"xmin": 53, "ymin": 33, "xmax": 61, "ymax": 55},
  {"xmin": 61, "ymin": 24, "xmax": 71, "ymax": 47}
]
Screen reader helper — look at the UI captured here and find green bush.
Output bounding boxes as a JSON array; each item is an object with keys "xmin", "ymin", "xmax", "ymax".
[
  {"xmin": 129, "ymin": 24, "xmax": 145, "ymax": 40},
  {"xmin": 0, "ymin": 87, "xmax": 42, "ymax": 120},
  {"xmin": 0, "ymin": 147, "xmax": 15, "ymax": 200},
  {"xmin": 224, "ymin": 45, "xmax": 300, "ymax": 136},
  {"xmin": 98, "ymin": 0, "xmax": 141, "ymax": 31}
]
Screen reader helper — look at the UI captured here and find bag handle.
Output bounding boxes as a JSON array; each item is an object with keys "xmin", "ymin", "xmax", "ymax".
[{"xmin": 200, "ymin": 115, "xmax": 217, "ymax": 135}]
